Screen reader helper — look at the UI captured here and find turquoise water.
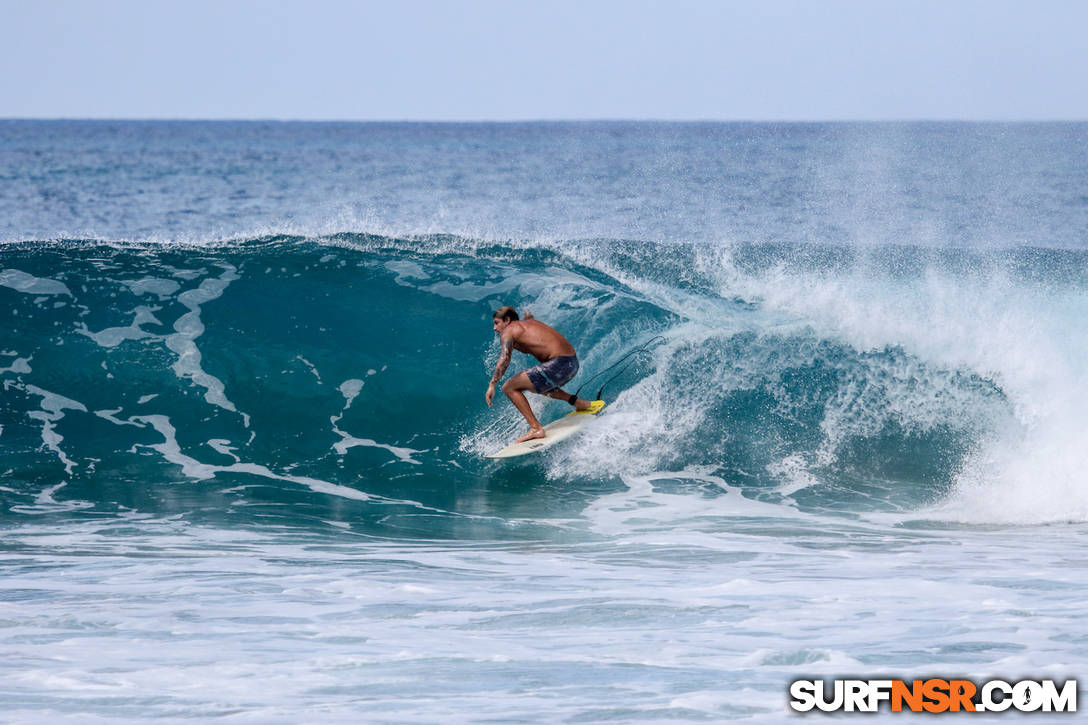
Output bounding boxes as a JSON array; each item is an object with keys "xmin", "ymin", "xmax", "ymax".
[{"xmin": 2, "ymin": 122, "xmax": 1086, "ymax": 721}]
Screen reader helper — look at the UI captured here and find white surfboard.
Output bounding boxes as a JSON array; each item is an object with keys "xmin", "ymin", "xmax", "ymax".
[{"xmin": 485, "ymin": 400, "xmax": 606, "ymax": 459}]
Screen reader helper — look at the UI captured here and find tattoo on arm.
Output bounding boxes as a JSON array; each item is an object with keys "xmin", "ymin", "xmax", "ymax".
[{"xmin": 490, "ymin": 337, "xmax": 513, "ymax": 384}]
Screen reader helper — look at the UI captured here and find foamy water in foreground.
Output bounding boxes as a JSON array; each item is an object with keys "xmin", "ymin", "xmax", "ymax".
[{"xmin": 3, "ymin": 510, "xmax": 1083, "ymax": 723}]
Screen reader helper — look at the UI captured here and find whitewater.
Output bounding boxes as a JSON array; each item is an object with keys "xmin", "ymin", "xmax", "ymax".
[{"xmin": 1, "ymin": 121, "xmax": 1086, "ymax": 722}]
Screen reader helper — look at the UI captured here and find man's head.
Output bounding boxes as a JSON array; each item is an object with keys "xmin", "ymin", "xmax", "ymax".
[{"xmin": 492, "ymin": 306, "xmax": 519, "ymax": 334}]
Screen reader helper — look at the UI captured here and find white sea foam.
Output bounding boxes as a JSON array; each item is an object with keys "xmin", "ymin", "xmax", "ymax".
[
  {"xmin": 338, "ymin": 378, "xmax": 363, "ymax": 406},
  {"xmin": 2, "ymin": 514, "xmax": 1080, "ymax": 723},
  {"xmin": 77, "ymin": 306, "xmax": 162, "ymax": 347},
  {"xmin": 691, "ymin": 248, "xmax": 1088, "ymax": 524},
  {"xmin": 23, "ymin": 384, "xmax": 88, "ymax": 476},
  {"xmin": 123, "ymin": 277, "xmax": 181, "ymax": 298},
  {"xmin": 206, "ymin": 439, "xmax": 241, "ymax": 463},
  {"xmin": 331, "ymin": 377, "xmax": 424, "ymax": 464},
  {"xmin": 296, "ymin": 355, "xmax": 322, "ymax": 383},
  {"xmin": 127, "ymin": 414, "xmax": 388, "ymax": 504},
  {"xmin": 0, "ymin": 355, "xmax": 32, "ymax": 375},
  {"xmin": 72, "ymin": 266, "xmax": 251, "ymax": 427},
  {"xmin": 7, "ymin": 481, "xmax": 94, "ymax": 514},
  {"xmin": 94, "ymin": 408, "xmax": 144, "ymax": 427},
  {"xmin": 543, "ymin": 240, "xmax": 1088, "ymax": 525},
  {"xmin": 0, "ymin": 268, "xmax": 72, "ymax": 296},
  {"xmin": 331, "ymin": 434, "xmax": 423, "ymax": 464},
  {"xmin": 163, "ymin": 265, "xmax": 249, "ymax": 426}
]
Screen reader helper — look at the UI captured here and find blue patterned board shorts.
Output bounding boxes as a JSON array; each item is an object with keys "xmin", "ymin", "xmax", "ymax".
[{"xmin": 526, "ymin": 355, "xmax": 579, "ymax": 394}]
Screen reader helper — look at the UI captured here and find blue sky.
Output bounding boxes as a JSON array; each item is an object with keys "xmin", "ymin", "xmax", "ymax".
[{"xmin": 4, "ymin": 0, "xmax": 1087, "ymax": 120}]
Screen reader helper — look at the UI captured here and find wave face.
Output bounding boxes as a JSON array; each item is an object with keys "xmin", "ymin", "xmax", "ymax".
[{"xmin": 4, "ymin": 234, "xmax": 1085, "ymax": 527}]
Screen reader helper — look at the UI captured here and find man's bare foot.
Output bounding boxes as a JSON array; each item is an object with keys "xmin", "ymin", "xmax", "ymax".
[{"xmin": 515, "ymin": 427, "xmax": 547, "ymax": 443}]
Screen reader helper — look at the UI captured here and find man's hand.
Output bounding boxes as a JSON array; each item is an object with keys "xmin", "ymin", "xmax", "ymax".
[{"xmin": 486, "ymin": 383, "xmax": 495, "ymax": 406}]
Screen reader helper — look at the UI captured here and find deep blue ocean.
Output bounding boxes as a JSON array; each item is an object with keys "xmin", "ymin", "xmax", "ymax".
[{"xmin": 2, "ymin": 120, "xmax": 1086, "ymax": 722}]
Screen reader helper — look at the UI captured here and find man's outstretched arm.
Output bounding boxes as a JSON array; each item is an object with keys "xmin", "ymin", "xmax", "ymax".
[{"xmin": 485, "ymin": 335, "xmax": 514, "ymax": 406}]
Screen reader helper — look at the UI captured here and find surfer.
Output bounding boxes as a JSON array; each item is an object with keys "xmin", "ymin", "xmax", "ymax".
[{"xmin": 486, "ymin": 306, "xmax": 593, "ymax": 442}]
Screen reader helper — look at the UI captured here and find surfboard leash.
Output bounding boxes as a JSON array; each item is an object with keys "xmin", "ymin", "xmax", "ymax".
[{"xmin": 574, "ymin": 335, "xmax": 665, "ymax": 402}]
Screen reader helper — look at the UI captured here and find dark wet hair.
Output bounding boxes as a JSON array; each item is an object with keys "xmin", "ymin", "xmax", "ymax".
[{"xmin": 493, "ymin": 306, "xmax": 519, "ymax": 322}]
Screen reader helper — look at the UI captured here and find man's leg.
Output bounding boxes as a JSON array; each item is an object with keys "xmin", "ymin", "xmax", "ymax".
[
  {"xmin": 544, "ymin": 388, "xmax": 593, "ymax": 411},
  {"xmin": 502, "ymin": 371, "xmax": 547, "ymax": 442}
]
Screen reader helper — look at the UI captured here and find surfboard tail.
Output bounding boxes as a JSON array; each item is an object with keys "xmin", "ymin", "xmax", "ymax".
[{"xmin": 571, "ymin": 400, "xmax": 606, "ymax": 416}]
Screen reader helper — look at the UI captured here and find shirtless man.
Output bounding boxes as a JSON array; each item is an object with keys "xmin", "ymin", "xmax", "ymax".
[{"xmin": 485, "ymin": 306, "xmax": 592, "ymax": 442}]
